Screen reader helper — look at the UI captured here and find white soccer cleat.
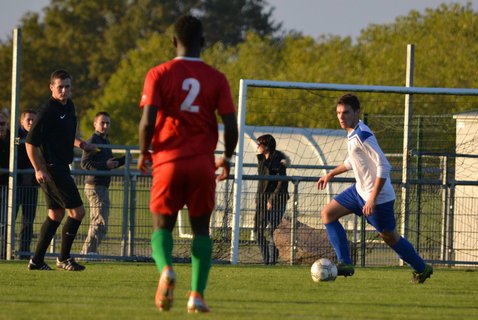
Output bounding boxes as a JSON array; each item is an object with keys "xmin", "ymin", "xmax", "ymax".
[{"xmin": 187, "ymin": 291, "xmax": 210, "ymax": 313}]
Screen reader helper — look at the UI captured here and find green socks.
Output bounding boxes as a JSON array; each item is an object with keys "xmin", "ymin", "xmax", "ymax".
[
  {"xmin": 151, "ymin": 229, "xmax": 173, "ymax": 273},
  {"xmin": 191, "ymin": 235, "xmax": 212, "ymax": 296},
  {"xmin": 152, "ymin": 230, "xmax": 212, "ymax": 296}
]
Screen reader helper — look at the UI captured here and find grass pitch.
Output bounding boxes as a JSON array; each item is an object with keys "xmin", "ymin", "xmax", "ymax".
[{"xmin": 0, "ymin": 261, "xmax": 477, "ymax": 320}]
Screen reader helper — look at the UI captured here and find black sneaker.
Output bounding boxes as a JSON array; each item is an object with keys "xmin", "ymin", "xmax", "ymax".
[
  {"xmin": 412, "ymin": 264, "xmax": 433, "ymax": 284},
  {"xmin": 28, "ymin": 259, "xmax": 52, "ymax": 271},
  {"xmin": 56, "ymin": 257, "xmax": 86, "ymax": 271},
  {"xmin": 337, "ymin": 263, "xmax": 355, "ymax": 277}
]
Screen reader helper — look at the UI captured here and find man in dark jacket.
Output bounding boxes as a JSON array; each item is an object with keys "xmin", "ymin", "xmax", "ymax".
[
  {"xmin": 80, "ymin": 111, "xmax": 124, "ymax": 256},
  {"xmin": 255, "ymin": 134, "xmax": 290, "ymax": 265},
  {"xmin": 16, "ymin": 110, "xmax": 39, "ymax": 259}
]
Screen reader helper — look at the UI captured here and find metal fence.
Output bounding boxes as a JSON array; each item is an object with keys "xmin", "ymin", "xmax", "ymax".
[{"xmin": 1, "ymin": 138, "xmax": 477, "ymax": 266}]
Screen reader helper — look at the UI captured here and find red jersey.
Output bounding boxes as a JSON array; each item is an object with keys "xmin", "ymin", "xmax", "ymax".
[{"xmin": 140, "ymin": 57, "xmax": 236, "ymax": 166}]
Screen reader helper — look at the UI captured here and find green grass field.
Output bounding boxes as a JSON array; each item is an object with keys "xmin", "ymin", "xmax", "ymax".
[{"xmin": 0, "ymin": 261, "xmax": 477, "ymax": 320}]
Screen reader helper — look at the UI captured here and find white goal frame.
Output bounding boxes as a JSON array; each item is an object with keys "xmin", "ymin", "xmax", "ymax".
[{"xmin": 230, "ymin": 66, "xmax": 478, "ymax": 265}]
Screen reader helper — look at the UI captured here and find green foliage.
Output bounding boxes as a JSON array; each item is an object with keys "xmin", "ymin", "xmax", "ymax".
[
  {"xmin": 82, "ymin": 30, "xmax": 175, "ymax": 144},
  {"xmin": 0, "ymin": 2, "xmax": 477, "ymax": 143},
  {"xmin": 1, "ymin": 261, "xmax": 477, "ymax": 319}
]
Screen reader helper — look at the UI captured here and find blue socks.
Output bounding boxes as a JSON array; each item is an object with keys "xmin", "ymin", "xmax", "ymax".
[
  {"xmin": 325, "ymin": 221, "xmax": 352, "ymax": 264},
  {"xmin": 391, "ymin": 237, "xmax": 426, "ymax": 273}
]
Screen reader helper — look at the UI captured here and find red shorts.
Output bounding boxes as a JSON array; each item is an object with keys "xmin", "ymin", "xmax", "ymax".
[{"xmin": 150, "ymin": 154, "xmax": 216, "ymax": 217}]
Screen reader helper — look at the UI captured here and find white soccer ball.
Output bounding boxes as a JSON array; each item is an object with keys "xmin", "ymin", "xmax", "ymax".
[{"xmin": 311, "ymin": 258, "xmax": 338, "ymax": 282}]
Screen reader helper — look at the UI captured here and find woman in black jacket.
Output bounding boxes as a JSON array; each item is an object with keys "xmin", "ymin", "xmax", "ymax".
[{"xmin": 255, "ymin": 134, "xmax": 290, "ymax": 265}]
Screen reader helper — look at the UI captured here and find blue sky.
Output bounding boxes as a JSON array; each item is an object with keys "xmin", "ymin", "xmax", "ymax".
[{"xmin": 0, "ymin": 0, "xmax": 475, "ymax": 41}]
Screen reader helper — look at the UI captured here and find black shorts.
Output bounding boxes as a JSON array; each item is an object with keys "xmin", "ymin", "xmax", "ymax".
[{"xmin": 40, "ymin": 164, "xmax": 83, "ymax": 209}]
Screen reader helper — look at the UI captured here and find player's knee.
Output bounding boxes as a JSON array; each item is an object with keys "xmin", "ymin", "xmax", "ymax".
[{"xmin": 321, "ymin": 209, "xmax": 332, "ymax": 224}]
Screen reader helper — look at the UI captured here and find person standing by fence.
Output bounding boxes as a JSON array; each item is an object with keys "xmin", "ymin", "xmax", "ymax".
[
  {"xmin": 255, "ymin": 134, "xmax": 290, "ymax": 265},
  {"xmin": 317, "ymin": 93, "xmax": 433, "ymax": 283},
  {"xmin": 80, "ymin": 111, "xmax": 125, "ymax": 257},
  {"xmin": 15, "ymin": 110, "xmax": 39, "ymax": 259},
  {"xmin": 138, "ymin": 15, "xmax": 238, "ymax": 313},
  {"xmin": 0, "ymin": 112, "xmax": 10, "ymax": 259}
]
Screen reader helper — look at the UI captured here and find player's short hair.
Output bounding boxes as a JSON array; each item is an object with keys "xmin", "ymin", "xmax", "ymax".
[
  {"xmin": 257, "ymin": 134, "xmax": 276, "ymax": 153},
  {"xmin": 337, "ymin": 93, "xmax": 360, "ymax": 111},
  {"xmin": 95, "ymin": 111, "xmax": 110, "ymax": 119},
  {"xmin": 50, "ymin": 69, "xmax": 72, "ymax": 84},
  {"xmin": 174, "ymin": 15, "xmax": 203, "ymax": 48},
  {"xmin": 21, "ymin": 109, "xmax": 37, "ymax": 119}
]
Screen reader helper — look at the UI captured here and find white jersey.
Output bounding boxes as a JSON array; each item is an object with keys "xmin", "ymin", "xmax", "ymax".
[{"xmin": 343, "ymin": 120, "xmax": 395, "ymax": 204}]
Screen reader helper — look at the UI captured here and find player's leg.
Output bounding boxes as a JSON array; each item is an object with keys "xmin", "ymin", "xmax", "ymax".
[
  {"xmin": 28, "ymin": 207, "xmax": 64, "ymax": 270},
  {"xmin": 322, "ymin": 199, "xmax": 354, "ymax": 274},
  {"xmin": 56, "ymin": 170, "xmax": 85, "ymax": 269},
  {"xmin": 152, "ymin": 213, "xmax": 177, "ymax": 311},
  {"xmin": 186, "ymin": 155, "xmax": 215, "ymax": 313},
  {"xmin": 369, "ymin": 200, "xmax": 432, "ymax": 283},
  {"xmin": 150, "ymin": 160, "xmax": 184, "ymax": 311}
]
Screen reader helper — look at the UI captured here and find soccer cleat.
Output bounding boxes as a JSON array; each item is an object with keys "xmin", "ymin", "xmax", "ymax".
[
  {"xmin": 56, "ymin": 258, "xmax": 86, "ymax": 271},
  {"xmin": 155, "ymin": 266, "xmax": 176, "ymax": 311},
  {"xmin": 28, "ymin": 259, "xmax": 52, "ymax": 271},
  {"xmin": 412, "ymin": 264, "xmax": 433, "ymax": 284},
  {"xmin": 337, "ymin": 263, "xmax": 355, "ymax": 277},
  {"xmin": 187, "ymin": 291, "xmax": 210, "ymax": 313}
]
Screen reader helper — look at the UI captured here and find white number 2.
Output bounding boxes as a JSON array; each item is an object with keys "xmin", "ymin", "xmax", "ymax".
[{"xmin": 180, "ymin": 78, "xmax": 200, "ymax": 113}]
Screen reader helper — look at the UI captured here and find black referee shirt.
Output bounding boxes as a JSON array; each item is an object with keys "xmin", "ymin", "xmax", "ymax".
[{"xmin": 26, "ymin": 97, "xmax": 77, "ymax": 166}]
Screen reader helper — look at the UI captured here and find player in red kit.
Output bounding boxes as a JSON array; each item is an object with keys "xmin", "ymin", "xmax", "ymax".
[{"xmin": 138, "ymin": 15, "xmax": 238, "ymax": 313}]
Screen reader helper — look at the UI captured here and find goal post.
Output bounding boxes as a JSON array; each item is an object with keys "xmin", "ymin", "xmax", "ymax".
[{"xmin": 229, "ymin": 78, "xmax": 478, "ymax": 266}]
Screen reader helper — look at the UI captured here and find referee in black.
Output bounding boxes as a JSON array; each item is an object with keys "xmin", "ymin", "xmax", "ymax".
[{"xmin": 25, "ymin": 69, "xmax": 96, "ymax": 271}]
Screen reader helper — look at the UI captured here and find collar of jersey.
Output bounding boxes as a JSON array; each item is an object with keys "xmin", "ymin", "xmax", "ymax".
[{"xmin": 174, "ymin": 56, "xmax": 203, "ymax": 62}]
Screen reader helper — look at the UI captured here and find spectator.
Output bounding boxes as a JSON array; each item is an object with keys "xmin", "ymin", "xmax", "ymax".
[
  {"xmin": 80, "ymin": 111, "xmax": 125, "ymax": 256},
  {"xmin": 15, "ymin": 110, "xmax": 39, "ymax": 259},
  {"xmin": 0, "ymin": 112, "xmax": 10, "ymax": 259},
  {"xmin": 255, "ymin": 134, "xmax": 290, "ymax": 265}
]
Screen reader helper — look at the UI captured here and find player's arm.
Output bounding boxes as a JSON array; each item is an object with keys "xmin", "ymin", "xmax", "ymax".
[
  {"xmin": 74, "ymin": 137, "xmax": 96, "ymax": 152},
  {"xmin": 362, "ymin": 137, "xmax": 391, "ymax": 215},
  {"xmin": 317, "ymin": 163, "xmax": 349, "ymax": 190},
  {"xmin": 138, "ymin": 104, "xmax": 157, "ymax": 173},
  {"xmin": 25, "ymin": 143, "xmax": 51, "ymax": 184},
  {"xmin": 216, "ymin": 112, "xmax": 238, "ymax": 181}
]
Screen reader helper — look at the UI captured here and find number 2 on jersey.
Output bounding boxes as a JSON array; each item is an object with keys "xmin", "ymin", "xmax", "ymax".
[{"xmin": 181, "ymin": 78, "xmax": 200, "ymax": 113}]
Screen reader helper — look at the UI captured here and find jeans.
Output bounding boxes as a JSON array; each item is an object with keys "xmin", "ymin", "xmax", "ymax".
[{"xmin": 255, "ymin": 193, "xmax": 288, "ymax": 265}]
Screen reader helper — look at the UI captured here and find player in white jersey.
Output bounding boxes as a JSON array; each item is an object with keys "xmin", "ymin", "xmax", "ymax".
[{"xmin": 317, "ymin": 93, "xmax": 433, "ymax": 283}]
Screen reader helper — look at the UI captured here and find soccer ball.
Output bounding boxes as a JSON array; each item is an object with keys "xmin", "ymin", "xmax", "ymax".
[{"xmin": 311, "ymin": 258, "xmax": 338, "ymax": 282}]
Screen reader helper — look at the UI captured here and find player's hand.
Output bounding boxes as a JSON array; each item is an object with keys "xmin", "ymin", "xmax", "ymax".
[
  {"xmin": 362, "ymin": 199, "xmax": 376, "ymax": 216},
  {"xmin": 317, "ymin": 174, "xmax": 331, "ymax": 190},
  {"xmin": 106, "ymin": 158, "xmax": 119, "ymax": 169},
  {"xmin": 267, "ymin": 201, "xmax": 272, "ymax": 210},
  {"xmin": 215, "ymin": 156, "xmax": 231, "ymax": 181},
  {"xmin": 137, "ymin": 152, "xmax": 152, "ymax": 174},
  {"xmin": 35, "ymin": 169, "xmax": 51, "ymax": 184}
]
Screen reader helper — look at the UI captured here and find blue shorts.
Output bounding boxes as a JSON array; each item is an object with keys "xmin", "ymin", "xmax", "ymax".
[{"xmin": 334, "ymin": 184, "xmax": 396, "ymax": 233}]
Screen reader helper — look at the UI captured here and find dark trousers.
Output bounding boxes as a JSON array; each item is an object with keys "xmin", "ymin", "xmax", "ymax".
[
  {"xmin": 0, "ymin": 185, "xmax": 38, "ymax": 259},
  {"xmin": 255, "ymin": 194, "xmax": 287, "ymax": 265},
  {"xmin": 15, "ymin": 186, "xmax": 39, "ymax": 256}
]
